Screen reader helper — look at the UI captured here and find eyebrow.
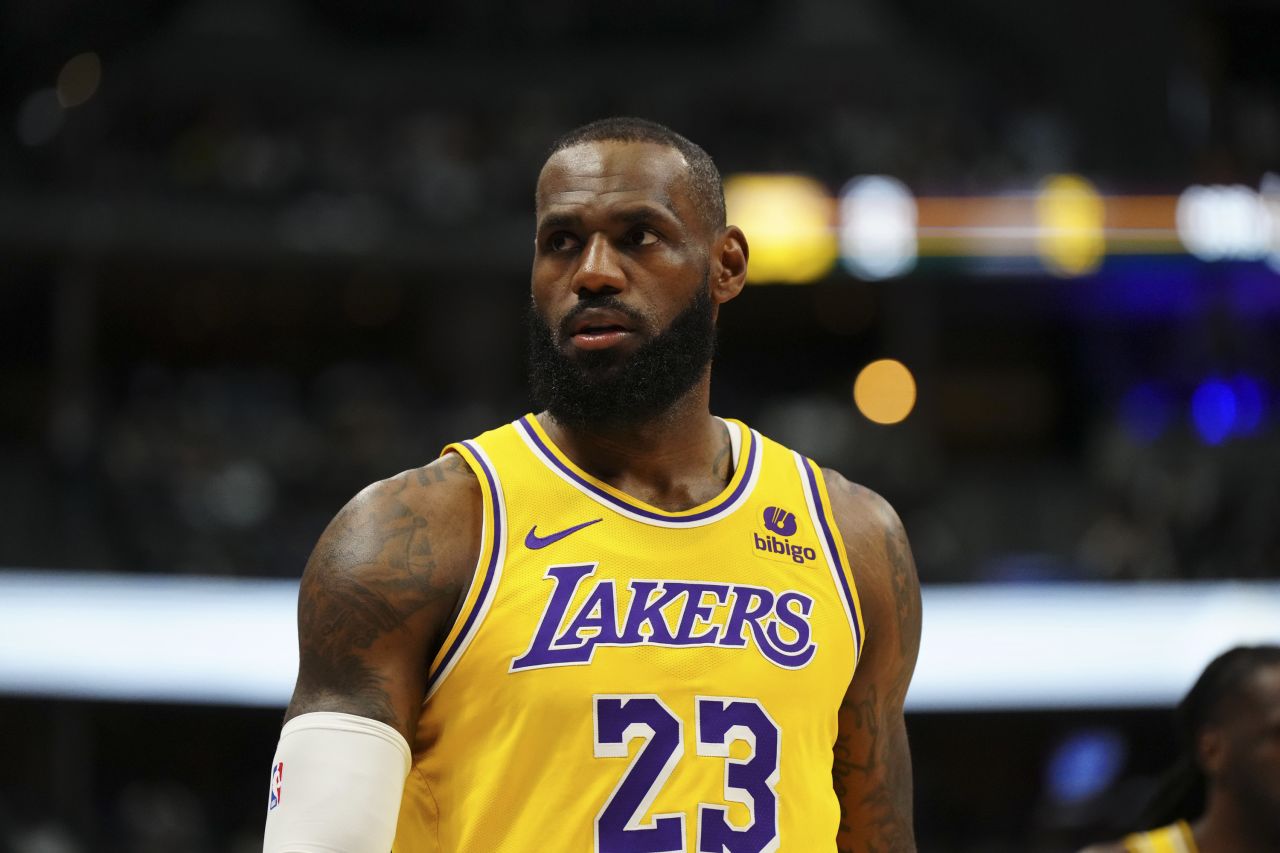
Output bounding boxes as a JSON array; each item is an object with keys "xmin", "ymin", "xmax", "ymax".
[{"xmin": 536, "ymin": 201, "xmax": 683, "ymax": 232}]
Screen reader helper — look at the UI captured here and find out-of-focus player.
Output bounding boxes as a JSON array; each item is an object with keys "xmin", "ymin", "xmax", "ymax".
[
  {"xmin": 262, "ymin": 117, "xmax": 922, "ymax": 852},
  {"xmin": 1080, "ymin": 645, "xmax": 1280, "ymax": 853}
]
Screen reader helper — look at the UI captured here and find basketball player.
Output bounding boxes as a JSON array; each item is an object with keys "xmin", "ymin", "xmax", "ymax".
[
  {"xmin": 262, "ymin": 118, "xmax": 922, "ymax": 852},
  {"xmin": 1080, "ymin": 645, "xmax": 1280, "ymax": 853}
]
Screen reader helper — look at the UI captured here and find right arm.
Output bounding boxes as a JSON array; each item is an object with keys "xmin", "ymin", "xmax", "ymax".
[
  {"xmin": 263, "ymin": 452, "xmax": 481, "ymax": 851},
  {"xmin": 285, "ymin": 451, "xmax": 481, "ymax": 737}
]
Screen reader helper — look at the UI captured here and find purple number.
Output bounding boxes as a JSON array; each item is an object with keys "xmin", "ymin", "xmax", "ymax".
[
  {"xmin": 593, "ymin": 696, "xmax": 781, "ymax": 853},
  {"xmin": 695, "ymin": 698, "xmax": 780, "ymax": 853},
  {"xmin": 593, "ymin": 695, "xmax": 686, "ymax": 853}
]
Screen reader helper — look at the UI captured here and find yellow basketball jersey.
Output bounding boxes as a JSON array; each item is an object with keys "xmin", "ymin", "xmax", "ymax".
[
  {"xmin": 1122, "ymin": 820, "xmax": 1198, "ymax": 853},
  {"xmin": 393, "ymin": 414, "xmax": 865, "ymax": 852}
]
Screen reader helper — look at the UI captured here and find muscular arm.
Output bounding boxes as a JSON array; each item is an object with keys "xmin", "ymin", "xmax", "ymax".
[
  {"xmin": 285, "ymin": 451, "xmax": 482, "ymax": 741},
  {"xmin": 825, "ymin": 471, "xmax": 923, "ymax": 853}
]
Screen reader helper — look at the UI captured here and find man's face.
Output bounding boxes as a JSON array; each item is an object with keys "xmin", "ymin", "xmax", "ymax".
[
  {"xmin": 1208, "ymin": 663, "xmax": 1280, "ymax": 834},
  {"xmin": 527, "ymin": 140, "xmax": 719, "ymax": 428}
]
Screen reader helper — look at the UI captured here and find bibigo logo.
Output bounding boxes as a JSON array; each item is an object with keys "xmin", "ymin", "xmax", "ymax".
[{"xmin": 754, "ymin": 506, "xmax": 817, "ymax": 565}]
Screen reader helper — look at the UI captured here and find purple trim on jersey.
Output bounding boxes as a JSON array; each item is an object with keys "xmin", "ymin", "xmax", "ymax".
[
  {"xmin": 516, "ymin": 415, "xmax": 757, "ymax": 524},
  {"xmin": 802, "ymin": 457, "xmax": 863, "ymax": 655},
  {"xmin": 427, "ymin": 440, "xmax": 501, "ymax": 690}
]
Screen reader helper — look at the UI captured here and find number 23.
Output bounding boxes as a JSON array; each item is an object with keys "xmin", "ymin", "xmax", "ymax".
[{"xmin": 593, "ymin": 695, "xmax": 781, "ymax": 853}]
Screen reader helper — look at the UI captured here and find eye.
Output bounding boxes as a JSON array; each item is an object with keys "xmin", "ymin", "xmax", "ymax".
[
  {"xmin": 625, "ymin": 227, "xmax": 660, "ymax": 247},
  {"xmin": 545, "ymin": 232, "xmax": 581, "ymax": 253}
]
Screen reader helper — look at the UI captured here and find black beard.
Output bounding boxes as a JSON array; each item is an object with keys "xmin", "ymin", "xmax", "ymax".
[{"xmin": 527, "ymin": 281, "xmax": 716, "ymax": 432}]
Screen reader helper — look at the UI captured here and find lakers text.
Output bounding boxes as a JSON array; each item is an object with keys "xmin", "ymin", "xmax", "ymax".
[{"xmin": 510, "ymin": 563, "xmax": 817, "ymax": 671}]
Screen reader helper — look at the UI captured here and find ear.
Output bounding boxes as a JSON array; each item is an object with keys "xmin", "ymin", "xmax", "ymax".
[
  {"xmin": 1197, "ymin": 728, "xmax": 1226, "ymax": 777},
  {"xmin": 710, "ymin": 225, "xmax": 749, "ymax": 305}
]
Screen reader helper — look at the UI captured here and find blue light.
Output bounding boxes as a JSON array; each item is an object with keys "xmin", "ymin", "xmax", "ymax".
[
  {"xmin": 1231, "ymin": 375, "xmax": 1265, "ymax": 436},
  {"xmin": 1120, "ymin": 383, "xmax": 1173, "ymax": 442},
  {"xmin": 1045, "ymin": 728, "xmax": 1127, "ymax": 804},
  {"xmin": 1192, "ymin": 379, "xmax": 1237, "ymax": 445}
]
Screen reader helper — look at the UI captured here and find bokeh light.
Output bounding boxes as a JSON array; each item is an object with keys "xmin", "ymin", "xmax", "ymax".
[
  {"xmin": 1044, "ymin": 729, "xmax": 1127, "ymax": 804},
  {"xmin": 57, "ymin": 52, "xmax": 102, "ymax": 108},
  {"xmin": 723, "ymin": 174, "xmax": 837, "ymax": 285},
  {"xmin": 1176, "ymin": 184, "xmax": 1272, "ymax": 261},
  {"xmin": 839, "ymin": 175, "xmax": 918, "ymax": 280},
  {"xmin": 1192, "ymin": 379, "xmax": 1237, "ymax": 445},
  {"xmin": 853, "ymin": 359, "xmax": 917, "ymax": 425},
  {"xmin": 1035, "ymin": 174, "xmax": 1105, "ymax": 277}
]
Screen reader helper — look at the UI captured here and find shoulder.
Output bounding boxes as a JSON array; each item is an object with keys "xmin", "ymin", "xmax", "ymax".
[
  {"xmin": 318, "ymin": 452, "xmax": 482, "ymax": 572},
  {"xmin": 299, "ymin": 452, "xmax": 484, "ymax": 632},
  {"xmin": 819, "ymin": 468, "xmax": 921, "ymax": 674},
  {"xmin": 286, "ymin": 453, "xmax": 485, "ymax": 730},
  {"xmin": 351, "ymin": 452, "xmax": 481, "ymax": 530},
  {"xmin": 820, "ymin": 468, "xmax": 916, "ymax": 608},
  {"xmin": 819, "ymin": 468, "xmax": 906, "ymax": 555}
]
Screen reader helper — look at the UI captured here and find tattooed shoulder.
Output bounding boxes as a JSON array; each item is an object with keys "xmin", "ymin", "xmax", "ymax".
[
  {"xmin": 286, "ymin": 453, "xmax": 482, "ymax": 734},
  {"xmin": 823, "ymin": 468, "xmax": 921, "ymax": 852}
]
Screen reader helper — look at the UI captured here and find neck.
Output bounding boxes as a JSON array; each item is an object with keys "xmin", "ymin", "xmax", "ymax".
[
  {"xmin": 1194, "ymin": 790, "xmax": 1280, "ymax": 853},
  {"xmin": 538, "ymin": 379, "xmax": 732, "ymax": 511}
]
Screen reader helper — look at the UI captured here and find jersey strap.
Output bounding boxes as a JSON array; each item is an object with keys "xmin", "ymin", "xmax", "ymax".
[
  {"xmin": 423, "ymin": 439, "xmax": 507, "ymax": 698},
  {"xmin": 795, "ymin": 453, "xmax": 866, "ymax": 670},
  {"xmin": 1123, "ymin": 820, "xmax": 1199, "ymax": 853}
]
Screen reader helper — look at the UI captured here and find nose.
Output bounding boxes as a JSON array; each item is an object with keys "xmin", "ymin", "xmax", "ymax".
[{"xmin": 571, "ymin": 233, "xmax": 626, "ymax": 297}]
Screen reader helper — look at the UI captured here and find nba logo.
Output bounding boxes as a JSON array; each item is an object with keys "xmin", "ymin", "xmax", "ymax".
[{"xmin": 269, "ymin": 762, "xmax": 284, "ymax": 810}]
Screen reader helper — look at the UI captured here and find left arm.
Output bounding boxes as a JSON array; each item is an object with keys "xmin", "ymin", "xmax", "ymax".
[{"xmin": 824, "ymin": 470, "xmax": 923, "ymax": 853}]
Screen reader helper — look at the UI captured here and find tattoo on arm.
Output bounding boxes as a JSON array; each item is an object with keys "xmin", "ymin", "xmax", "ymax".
[
  {"xmin": 287, "ymin": 456, "xmax": 476, "ymax": 731},
  {"xmin": 829, "ymin": 474, "xmax": 922, "ymax": 853}
]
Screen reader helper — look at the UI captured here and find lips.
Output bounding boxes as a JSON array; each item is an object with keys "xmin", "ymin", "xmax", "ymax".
[
  {"xmin": 569, "ymin": 308, "xmax": 633, "ymax": 337},
  {"xmin": 564, "ymin": 307, "xmax": 637, "ymax": 350}
]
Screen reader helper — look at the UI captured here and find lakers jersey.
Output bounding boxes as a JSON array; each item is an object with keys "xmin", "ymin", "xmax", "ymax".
[
  {"xmin": 393, "ymin": 414, "xmax": 865, "ymax": 852},
  {"xmin": 1122, "ymin": 821, "xmax": 1198, "ymax": 853}
]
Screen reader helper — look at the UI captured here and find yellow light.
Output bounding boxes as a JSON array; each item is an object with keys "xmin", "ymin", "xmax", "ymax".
[
  {"xmin": 724, "ymin": 174, "xmax": 837, "ymax": 284},
  {"xmin": 57, "ymin": 52, "xmax": 101, "ymax": 108},
  {"xmin": 853, "ymin": 359, "xmax": 916, "ymax": 425},
  {"xmin": 1035, "ymin": 174, "xmax": 1105, "ymax": 276}
]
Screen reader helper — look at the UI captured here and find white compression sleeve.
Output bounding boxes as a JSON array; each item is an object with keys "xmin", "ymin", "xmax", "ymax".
[{"xmin": 262, "ymin": 711, "xmax": 412, "ymax": 853}]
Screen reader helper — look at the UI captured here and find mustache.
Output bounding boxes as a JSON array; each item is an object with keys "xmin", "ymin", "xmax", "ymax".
[{"xmin": 556, "ymin": 296, "xmax": 650, "ymax": 341}]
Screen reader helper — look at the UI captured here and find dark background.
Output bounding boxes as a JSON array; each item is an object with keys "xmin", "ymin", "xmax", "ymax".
[{"xmin": 1, "ymin": 0, "xmax": 1278, "ymax": 850}]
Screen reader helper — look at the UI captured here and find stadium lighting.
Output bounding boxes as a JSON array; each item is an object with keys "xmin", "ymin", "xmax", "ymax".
[
  {"xmin": 838, "ymin": 175, "xmax": 918, "ymax": 280},
  {"xmin": 853, "ymin": 359, "xmax": 917, "ymax": 425},
  {"xmin": 1, "ymin": 571, "xmax": 1278, "ymax": 711},
  {"xmin": 1175, "ymin": 184, "xmax": 1272, "ymax": 262},
  {"xmin": 1035, "ymin": 174, "xmax": 1105, "ymax": 277},
  {"xmin": 56, "ymin": 52, "xmax": 102, "ymax": 109},
  {"xmin": 723, "ymin": 174, "xmax": 837, "ymax": 285}
]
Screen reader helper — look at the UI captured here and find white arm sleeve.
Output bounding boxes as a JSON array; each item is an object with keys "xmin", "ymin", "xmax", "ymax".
[{"xmin": 262, "ymin": 711, "xmax": 412, "ymax": 853}]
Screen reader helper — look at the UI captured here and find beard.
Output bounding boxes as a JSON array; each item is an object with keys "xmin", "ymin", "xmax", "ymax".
[{"xmin": 527, "ymin": 278, "xmax": 716, "ymax": 432}]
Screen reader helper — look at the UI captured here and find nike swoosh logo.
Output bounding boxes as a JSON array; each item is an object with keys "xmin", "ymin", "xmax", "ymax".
[{"xmin": 525, "ymin": 518, "xmax": 602, "ymax": 550}]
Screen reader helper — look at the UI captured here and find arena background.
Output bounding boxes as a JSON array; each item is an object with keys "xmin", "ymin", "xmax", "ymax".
[{"xmin": 2, "ymin": 0, "xmax": 1279, "ymax": 850}]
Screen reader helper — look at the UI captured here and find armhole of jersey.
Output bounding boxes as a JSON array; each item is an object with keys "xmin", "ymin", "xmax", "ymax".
[
  {"xmin": 794, "ymin": 453, "xmax": 866, "ymax": 674},
  {"xmin": 1174, "ymin": 820, "xmax": 1197, "ymax": 853},
  {"xmin": 423, "ymin": 440, "xmax": 507, "ymax": 700},
  {"xmin": 1120, "ymin": 824, "xmax": 1189, "ymax": 853}
]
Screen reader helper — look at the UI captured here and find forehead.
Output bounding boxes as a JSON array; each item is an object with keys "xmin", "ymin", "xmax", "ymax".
[{"xmin": 536, "ymin": 141, "xmax": 695, "ymax": 224}]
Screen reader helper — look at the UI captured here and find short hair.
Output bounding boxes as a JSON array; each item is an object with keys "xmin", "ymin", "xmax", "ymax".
[
  {"xmin": 1136, "ymin": 644, "xmax": 1280, "ymax": 829},
  {"xmin": 544, "ymin": 117, "xmax": 726, "ymax": 234}
]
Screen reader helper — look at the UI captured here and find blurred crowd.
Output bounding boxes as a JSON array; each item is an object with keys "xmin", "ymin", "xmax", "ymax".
[{"xmin": 2, "ymin": 355, "xmax": 1275, "ymax": 584}]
